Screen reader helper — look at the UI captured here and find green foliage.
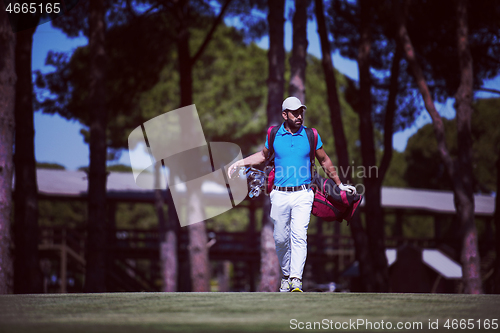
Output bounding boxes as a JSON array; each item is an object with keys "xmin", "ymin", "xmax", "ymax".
[
  {"xmin": 38, "ymin": 11, "xmax": 365, "ymax": 161},
  {"xmin": 382, "ymin": 151, "xmax": 407, "ymax": 188},
  {"xmin": 404, "ymin": 119, "xmax": 456, "ymax": 191},
  {"xmin": 38, "ymin": 200, "xmax": 86, "ymax": 228},
  {"xmin": 36, "ymin": 162, "xmax": 66, "ymax": 170},
  {"xmin": 327, "ymin": 0, "xmax": 500, "ymax": 101},
  {"xmin": 38, "ymin": 200, "xmax": 157, "ymax": 230},
  {"xmin": 194, "ymin": 35, "xmax": 269, "ymax": 154},
  {"xmin": 205, "ymin": 206, "xmax": 253, "ymax": 232},
  {"xmin": 302, "ymin": 57, "xmax": 361, "ymax": 169},
  {"xmin": 115, "ymin": 203, "xmax": 157, "ymax": 229},
  {"xmin": 36, "ymin": 8, "xmax": 405, "ymax": 233},
  {"xmin": 403, "ymin": 97, "xmax": 500, "ymax": 193},
  {"xmin": 471, "ymin": 98, "xmax": 500, "ymax": 192},
  {"xmin": 137, "ymin": 25, "xmax": 270, "ymax": 156},
  {"xmin": 36, "ymin": 12, "xmax": 175, "ymax": 150},
  {"xmin": 77, "ymin": 164, "xmax": 138, "ymax": 173},
  {"xmin": 107, "ymin": 164, "xmax": 133, "ymax": 173},
  {"xmin": 137, "ymin": 22, "xmax": 363, "ymax": 167},
  {"xmin": 402, "ymin": 215, "xmax": 434, "ymax": 239},
  {"xmin": 404, "ymin": 0, "xmax": 500, "ymax": 98}
]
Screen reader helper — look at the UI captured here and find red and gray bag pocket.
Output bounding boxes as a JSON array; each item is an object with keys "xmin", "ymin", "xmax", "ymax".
[{"xmin": 310, "ymin": 174, "xmax": 363, "ymax": 224}]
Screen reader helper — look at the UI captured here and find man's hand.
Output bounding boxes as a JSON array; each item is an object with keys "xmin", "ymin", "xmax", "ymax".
[
  {"xmin": 228, "ymin": 161, "xmax": 242, "ymax": 179},
  {"xmin": 339, "ymin": 183, "xmax": 357, "ymax": 195}
]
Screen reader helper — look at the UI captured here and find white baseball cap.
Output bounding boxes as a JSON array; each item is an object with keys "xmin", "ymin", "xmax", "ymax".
[{"xmin": 282, "ymin": 97, "xmax": 307, "ymax": 112}]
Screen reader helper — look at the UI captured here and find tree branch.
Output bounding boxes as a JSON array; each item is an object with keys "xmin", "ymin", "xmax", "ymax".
[
  {"xmin": 125, "ymin": 0, "xmax": 138, "ymax": 18},
  {"xmin": 378, "ymin": 42, "xmax": 401, "ymax": 185},
  {"xmin": 477, "ymin": 87, "xmax": 500, "ymax": 95},
  {"xmin": 395, "ymin": 0, "xmax": 455, "ymax": 178},
  {"xmin": 315, "ymin": 0, "xmax": 350, "ymax": 173},
  {"xmin": 191, "ymin": 0, "xmax": 233, "ymax": 65}
]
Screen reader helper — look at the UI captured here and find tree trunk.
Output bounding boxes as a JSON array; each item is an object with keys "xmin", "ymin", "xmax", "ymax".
[
  {"xmin": 85, "ymin": 0, "xmax": 107, "ymax": 293},
  {"xmin": 315, "ymin": 0, "xmax": 374, "ymax": 291},
  {"xmin": 13, "ymin": 26, "xmax": 43, "ymax": 294},
  {"xmin": 162, "ymin": 190, "xmax": 179, "ymax": 292},
  {"xmin": 492, "ymin": 155, "xmax": 500, "ymax": 293},
  {"xmin": 289, "ymin": 0, "xmax": 308, "ymax": 102},
  {"xmin": 172, "ymin": 1, "xmax": 233, "ymax": 292},
  {"xmin": 176, "ymin": 17, "xmax": 211, "ymax": 292},
  {"xmin": 155, "ymin": 162, "xmax": 176, "ymax": 292},
  {"xmin": 314, "ymin": 0, "xmax": 349, "ymax": 171},
  {"xmin": 258, "ymin": 0, "xmax": 285, "ymax": 292},
  {"xmin": 0, "ymin": 10, "xmax": 16, "ymax": 294},
  {"xmin": 454, "ymin": 0, "xmax": 482, "ymax": 294},
  {"xmin": 396, "ymin": 0, "xmax": 482, "ymax": 293},
  {"xmin": 396, "ymin": 1, "xmax": 455, "ymax": 175},
  {"xmin": 266, "ymin": 0, "xmax": 286, "ymax": 127},
  {"xmin": 356, "ymin": 0, "xmax": 388, "ymax": 292},
  {"xmin": 259, "ymin": 200, "xmax": 280, "ymax": 291},
  {"xmin": 157, "ymin": 161, "xmax": 178, "ymax": 292}
]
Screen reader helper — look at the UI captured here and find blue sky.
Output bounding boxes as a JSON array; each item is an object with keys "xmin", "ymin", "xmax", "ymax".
[{"xmin": 32, "ymin": 14, "xmax": 500, "ymax": 170}]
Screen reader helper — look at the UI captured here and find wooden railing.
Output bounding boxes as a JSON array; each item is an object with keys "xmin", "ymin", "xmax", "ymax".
[{"xmin": 38, "ymin": 226, "xmax": 439, "ymax": 292}]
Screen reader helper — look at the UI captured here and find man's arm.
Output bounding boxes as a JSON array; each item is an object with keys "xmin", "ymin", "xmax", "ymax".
[
  {"xmin": 315, "ymin": 147, "xmax": 341, "ymax": 185},
  {"xmin": 315, "ymin": 147, "xmax": 357, "ymax": 194},
  {"xmin": 227, "ymin": 147, "xmax": 269, "ymax": 178}
]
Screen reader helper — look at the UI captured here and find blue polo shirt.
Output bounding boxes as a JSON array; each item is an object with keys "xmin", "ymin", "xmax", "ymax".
[{"xmin": 265, "ymin": 124, "xmax": 323, "ymax": 187}]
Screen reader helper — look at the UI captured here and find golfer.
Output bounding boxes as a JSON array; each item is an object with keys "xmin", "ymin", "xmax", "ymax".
[{"xmin": 228, "ymin": 97, "xmax": 354, "ymax": 292}]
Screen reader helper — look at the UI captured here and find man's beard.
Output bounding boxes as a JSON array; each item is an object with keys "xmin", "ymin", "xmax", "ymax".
[{"xmin": 287, "ymin": 118, "xmax": 302, "ymax": 131}]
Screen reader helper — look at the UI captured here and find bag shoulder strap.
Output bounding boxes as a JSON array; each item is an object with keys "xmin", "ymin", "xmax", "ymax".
[
  {"xmin": 312, "ymin": 128, "xmax": 318, "ymax": 158},
  {"xmin": 264, "ymin": 124, "xmax": 280, "ymax": 167},
  {"xmin": 305, "ymin": 127, "xmax": 318, "ymax": 179},
  {"xmin": 305, "ymin": 127, "xmax": 318, "ymax": 164},
  {"xmin": 267, "ymin": 124, "xmax": 280, "ymax": 157}
]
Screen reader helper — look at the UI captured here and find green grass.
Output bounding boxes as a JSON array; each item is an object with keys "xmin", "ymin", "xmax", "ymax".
[{"xmin": 0, "ymin": 293, "xmax": 499, "ymax": 332}]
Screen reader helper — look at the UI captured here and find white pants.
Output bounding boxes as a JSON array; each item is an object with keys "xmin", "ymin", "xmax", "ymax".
[{"xmin": 270, "ymin": 188, "xmax": 314, "ymax": 280}]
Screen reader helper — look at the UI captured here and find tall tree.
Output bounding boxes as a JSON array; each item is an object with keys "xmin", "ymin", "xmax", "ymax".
[
  {"xmin": 355, "ymin": 0, "xmax": 389, "ymax": 291},
  {"xmin": 13, "ymin": 22, "xmax": 44, "ymax": 294},
  {"xmin": 0, "ymin": 9, "xmax": 16, "ymax": 294},
  {"xmin": 41, "ymin": 3, "xmax": 176, "ymax": 291},
  {"xmin": 259, "ymin": 0, "xmax": 285, "ymax": 292},
  {"xmin": 37, "ymin": 2, "xmax": 268, "ymax": 291},
  {"xmin": 154, "ymin": 160, "xmax": 179, "ymax": 292},
  {"xmin": 453, "ymin": 0, "xmax": 482, "ymax": 294},
  {"xmin": 172, "ymin": 0, "xmax": 233, "ymax": 292},
  {"xmin": 174, "ymin": 2, "xmax": 210, "ymax": 292},
  {"xmin": 84, "ymin": 0, "xmax": 107, "ymax": 292},
  {"xmin": 161, "ymin": 190, "xmax": 179, "ymax": 292},
  {"xmin": 315, "ymin": 0, "xmax": 374, "ymax": 291},
  {"xmin": 288, "ymin": 0, "xmax": 308, "ymax": 102},
  {"xmin": 326, "ymin": 0, "xmax": 438, "ymax": 291},
  {"xmin": 396, "ymin": 0, "xmax": 482, "ymax": 293}
]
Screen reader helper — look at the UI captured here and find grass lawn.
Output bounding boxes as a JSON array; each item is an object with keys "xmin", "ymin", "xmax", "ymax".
[{"xmin": 0, "ymin": 292, "xmax": 499, "ymax": 332}]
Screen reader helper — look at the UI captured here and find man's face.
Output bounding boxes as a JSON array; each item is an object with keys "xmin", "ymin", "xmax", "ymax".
[{"xmin": 282, "ymin": 107, "xmax": 305, "ymax": 130}]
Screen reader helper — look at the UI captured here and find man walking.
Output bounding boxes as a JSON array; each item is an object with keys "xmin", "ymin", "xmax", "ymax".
[{"xmin": 228, "ymin": 97, "xmax": 355, "ymax": 292}]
